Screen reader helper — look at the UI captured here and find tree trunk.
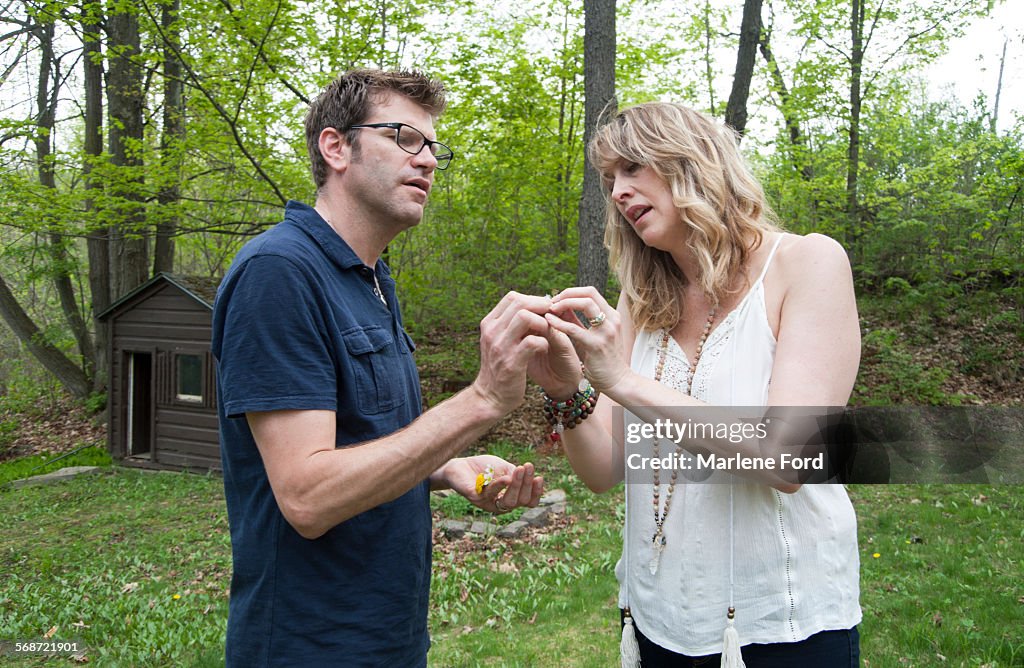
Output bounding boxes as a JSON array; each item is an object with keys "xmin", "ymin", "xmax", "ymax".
[
  {"xmin": 846, "ymin": 0, "xmax": 865, "ymax": 251},
  {"xmin": 0, "ymin": 273, "xmax": 90, "ymax": 399},
  {"xmin": 724, "ymin": 0, "xmax": 762, "ymax": 137},
  {"xmin": 576, "ymin": 0, "xmax": 615, "ymax": 294},
  {"xmin": 82, "ymin": 1, "xmax": 110, "ymax": 394},
  {"xmin": 33, "ymin": 19, "xmax": 95, "ymax": 388},
  {"xmin": 107, "ymin": 5, "xmax": 149, "ymax": 297},
  {"xmin": 555, "ymin": 6, "xmax": 572, "ymax": 254},
  {"xmin": 992, "ymin": 37, "xmax": 1007, "ymax": 132},
  {"xmin": 702, "ymin": 0, "xmax": 717, "ymax": 113},
  {"xmin": 154, "ymin": 0, "xmax": 183, "ymax": 275}
]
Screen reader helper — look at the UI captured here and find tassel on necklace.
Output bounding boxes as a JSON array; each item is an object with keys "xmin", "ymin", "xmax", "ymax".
[
  {"xmin": 721, "ymin": 485, "xmax": 745, "ymax": 667},
  {"xmin": 720, "ymin": 607, "xmax": 745, "ymax": 667},
  {"xmin": 621, "ymin": 607, "xmax": 641, "ymax": 668}
]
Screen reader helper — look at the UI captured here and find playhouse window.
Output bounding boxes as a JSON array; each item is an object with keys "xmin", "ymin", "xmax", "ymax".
[{"xmin": 176, "ymin": 354, "xmax": 204, "ymax": 403}]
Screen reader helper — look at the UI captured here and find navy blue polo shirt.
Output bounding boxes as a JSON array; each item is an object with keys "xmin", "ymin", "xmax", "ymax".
[{"xmin": 212, "ymin": 201, "xmax": 430, "ymax": 667}]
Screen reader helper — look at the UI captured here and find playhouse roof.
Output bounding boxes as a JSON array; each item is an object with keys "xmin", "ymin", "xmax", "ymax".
[{"xmin": 97, "ymin": 273, "xmax": 221, "ymax": 320}]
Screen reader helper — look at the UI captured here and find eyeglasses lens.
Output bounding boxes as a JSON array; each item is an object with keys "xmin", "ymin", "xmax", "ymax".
[{"xmin": 395, "ymin": 125, "xmax": 452, "ymax": 169}]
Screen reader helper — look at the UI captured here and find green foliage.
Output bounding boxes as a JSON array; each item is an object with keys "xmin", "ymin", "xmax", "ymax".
[
  {"xmin": 855, "ymin": 328, "xmax": 969, "ymax": 406},
  {"xmin": 1, "ymin": 0, "xmax": 1022, "ymax": 405},
  {"xmin": 851, "ymin": 485, "xmax": 1024, "ymax": 666},
  {"xmin": 0, "ymin": 418, "xmax": 17, "ymax": 456},
  {"xmin": 763, "ymin": 84, "xmax": 1024, "ymax": 291},
  {"xmin": 0, "ymin": 355, "xmax": 64, "ymax": 417},
  {"xmin": 432, "ymin": 490, "xmax": 478, "ymax": 517},
  {"xmin": 875, "ymin": 278, "xmax": 966, "ymax": 323},
  {"xmin": 394, "ymin": 0, "xmax": 588, "ymax": 328},
  {"xmin": 958, "ymin": 301, "xmax": 1024, "ymax": 386},
  {"xmin": 84, "ymin": 391, "xmax": 107, "ymax": 414}
]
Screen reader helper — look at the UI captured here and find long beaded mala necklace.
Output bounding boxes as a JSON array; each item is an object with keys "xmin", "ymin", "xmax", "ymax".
[{"xmin": 648, "ymin": 306, "xmax": 716, "ymax": 575}]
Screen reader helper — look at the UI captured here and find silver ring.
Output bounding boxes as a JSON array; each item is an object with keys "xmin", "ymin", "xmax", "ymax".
[
  {"xmin": 588, "ymin": 312, "xmax": 607, "ymax": 328},
  {"xmin": 494, "ymin": 495, "xmax": 509, "ymax": 512}
]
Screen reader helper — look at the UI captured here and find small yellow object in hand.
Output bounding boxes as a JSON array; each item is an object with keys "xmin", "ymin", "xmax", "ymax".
[{"xmin": 475, "ymin": 465, "xmax": 495, "ymax": 495}]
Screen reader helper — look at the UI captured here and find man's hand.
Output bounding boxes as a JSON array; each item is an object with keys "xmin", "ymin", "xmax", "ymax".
[
  {"xmin": 472, "ymin": 292, "xmax": 553, "ymax": 415},
  {"xmin": 434, "ymin": 455, "xmax": 544, "ymax": 514}
]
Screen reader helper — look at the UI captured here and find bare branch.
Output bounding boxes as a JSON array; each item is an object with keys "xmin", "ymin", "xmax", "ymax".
[
  {"xmin": 861, "ymin": 0, "xmax": 885, "ymax": 53},
  {"xmin": 230, "ymin": 0, "xmax": 284, "ymax": 124},
  {"xmin": 0, "ymin": 32, "xmax": 29, "ymax": 87},
  {"xmin": 217, "ymin": 0, "xmax": 309, "ymax": 105},
  {"xmin": 863, "ymin": 0, "xmax": 980, "ymax": 100}
]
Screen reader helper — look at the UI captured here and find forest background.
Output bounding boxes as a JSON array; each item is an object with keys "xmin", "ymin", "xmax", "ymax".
[{"xmin": 0, "ymin": 0, "xmax": 1021, "ymax": 409}]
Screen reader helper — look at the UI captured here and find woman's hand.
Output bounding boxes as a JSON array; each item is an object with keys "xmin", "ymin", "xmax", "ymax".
[
  {"xmin": 438, "ymin": 455, "xmax": 544, "ymax": 514},
  {"xmin": 546, "ymin": 287, "xmax": 631, "ymax": 394}
]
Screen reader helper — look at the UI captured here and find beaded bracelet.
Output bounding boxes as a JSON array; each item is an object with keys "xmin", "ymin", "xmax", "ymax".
[{"xmin": 542, "ymin": 379, "xmax": 599, "ymax": 442}]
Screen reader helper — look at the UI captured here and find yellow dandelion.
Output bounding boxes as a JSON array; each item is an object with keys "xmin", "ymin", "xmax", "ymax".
[
  {"xmin": 475, "ymin": 466, "xmax": 495, "ymax": 495},
  {"xmin": 872, "ymin": 553, "xmax": 881, "ymax": 559},
  {"xmin": 173, "ymin": 594, "xmax": 181, "ymax": 600}
]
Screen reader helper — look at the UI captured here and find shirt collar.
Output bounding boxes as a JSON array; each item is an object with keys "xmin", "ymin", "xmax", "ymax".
[{"xmin": 284, "ymin": 200, "xmax": 392, "ymax": 278}]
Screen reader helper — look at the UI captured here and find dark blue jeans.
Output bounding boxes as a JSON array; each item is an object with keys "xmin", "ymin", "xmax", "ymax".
[{"xmin": 622, "ymin": 611, "xmax": 860, "ymax": 668}]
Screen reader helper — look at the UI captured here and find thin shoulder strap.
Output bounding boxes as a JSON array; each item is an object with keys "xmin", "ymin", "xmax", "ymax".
[{"xmin": 755, "ymin": 234, "xmax": 785, "ymax": 285}]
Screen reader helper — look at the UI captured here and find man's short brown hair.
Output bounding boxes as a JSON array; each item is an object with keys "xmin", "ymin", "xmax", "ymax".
[{"xmin": 304, "ymin": 69, "xmax": 447, "ymax": 190}]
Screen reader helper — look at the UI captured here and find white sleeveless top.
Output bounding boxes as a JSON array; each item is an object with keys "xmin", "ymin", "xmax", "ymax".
[{"xmin": 616, "ymin": 236, "xmax": 862, "ymax": 654}]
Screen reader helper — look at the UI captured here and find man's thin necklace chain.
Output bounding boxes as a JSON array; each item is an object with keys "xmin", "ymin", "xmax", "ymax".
[
  {"xmin": 372, "ymin": 272, "xmax": 387, "ymax": 306},
  {"xmin": 319, "ymin": 209, "xmax": 387, "ymax": 307}
]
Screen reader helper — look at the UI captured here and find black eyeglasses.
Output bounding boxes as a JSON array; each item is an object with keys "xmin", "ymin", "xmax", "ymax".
[{"xmin": 348, "ymin": 122, "xmax": 454, "ymax": 170}]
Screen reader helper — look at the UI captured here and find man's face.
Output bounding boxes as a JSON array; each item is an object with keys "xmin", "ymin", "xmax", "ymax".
[{"xmin": 344, "ymin": 93, "xmax": 440, "ymax": 231}]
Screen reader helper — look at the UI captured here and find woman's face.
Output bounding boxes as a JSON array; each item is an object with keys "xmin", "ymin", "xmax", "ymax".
[{"xmin": 609, "ymin": 161, "xmax": 679, "ymax": 251}]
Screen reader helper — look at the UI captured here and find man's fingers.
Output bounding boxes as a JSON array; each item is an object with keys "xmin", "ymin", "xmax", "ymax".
[
  {"xmin": 482, "ymin": 295, "xmax": 552, "ymax": 351},
  {"xmin": 484, "ymin": 291, "xmax": 552, "ymax": 326},
  {"xmin": 498, "ymin": 464, "xmax": 542, "ymax": 510},
  {"xmin": 512, "ymin": 463, "xmax": 536, "ymax": 507},
  {"xmin": 548, "ymin": 296, "xmax": 600, "ymax": 314},
  {"xmin": 530, "ymin": 477, "xmax": 544, "ymax": 506}
]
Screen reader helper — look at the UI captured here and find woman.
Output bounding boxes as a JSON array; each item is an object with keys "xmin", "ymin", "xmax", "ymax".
[{"xmin": 529, "ymin": 103, "xmax": 862, "ymax": 666}]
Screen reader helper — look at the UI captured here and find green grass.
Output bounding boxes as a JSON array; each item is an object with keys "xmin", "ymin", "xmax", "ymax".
[
  {"xmin": 428, "ymin": 459, "xmax": 623, "ymax": 667},
  {"xmin": 1, "ymin": 455, "xmax": 1022, "ymax": 666},
  {"xmin": 851, "ymin": 485, "xmax": 1024, "ymax": 668},
  {"xmin": 0, "ymin": 467, "xmax": 230, "ymax": 667}
]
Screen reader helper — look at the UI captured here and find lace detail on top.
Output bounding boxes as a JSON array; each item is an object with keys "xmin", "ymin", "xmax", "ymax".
[
  {"xmin": 659, "ymin": 346, "xmax": 691, "ymax": 395},
  {"xmin": 654, "ymin": 297, "xmax": 744, "ymax": 402}
]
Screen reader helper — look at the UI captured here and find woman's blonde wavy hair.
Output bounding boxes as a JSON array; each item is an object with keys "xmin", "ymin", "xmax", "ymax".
[{"xmin": 590, "ymin": 102, "xmax": 780, "ymax": 332}]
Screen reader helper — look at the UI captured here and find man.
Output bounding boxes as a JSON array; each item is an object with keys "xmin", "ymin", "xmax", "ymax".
[{"xmin": 212, "ymin": 69, "xmax": 549, "ymax": 667}]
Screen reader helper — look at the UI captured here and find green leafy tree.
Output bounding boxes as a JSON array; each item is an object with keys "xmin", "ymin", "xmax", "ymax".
[{"xmin": 757, "ymin": 0, "xmax": 991, "ymax": 253}]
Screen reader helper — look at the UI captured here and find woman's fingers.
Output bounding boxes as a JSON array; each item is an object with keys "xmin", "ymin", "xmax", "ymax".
[{"xmin": 549, "ymin": 294, "xmax": 617, "ymax": 329}]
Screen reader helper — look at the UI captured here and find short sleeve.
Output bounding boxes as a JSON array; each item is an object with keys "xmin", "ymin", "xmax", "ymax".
[{"xmin": 213, "ymin": 253, "xmax": 337, "ymax": 418}]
